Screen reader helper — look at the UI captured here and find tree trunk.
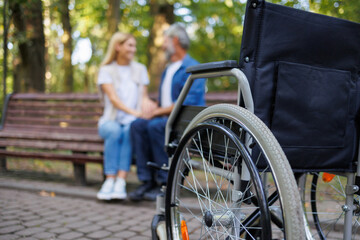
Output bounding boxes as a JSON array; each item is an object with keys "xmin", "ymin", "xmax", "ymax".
[
  {"xmin": 106, "ymin": 0, "xmax": 121, "ymax": 42},
  {"xmin": 84, "ymin": 64, "xmax": 90, "ymax": 93},
  {"xmin": 3, "ymin": 0, "xmax": 9, "ymax": 102},
  {"xmin": 147, "ymin": 1, "xmax": 174, "ymax": 92},
  {"xmin": 59, "ymin": 0, "xmax": 73, "ymax": 93},
  {"xmin": 10, "ymin": 0, "xmax": 45, "ymax": 93}
]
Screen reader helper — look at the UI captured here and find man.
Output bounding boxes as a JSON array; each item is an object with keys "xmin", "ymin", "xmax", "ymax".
[{"xmin": 129, "ymin": 23, "xmax": 206, "ymax": 201}]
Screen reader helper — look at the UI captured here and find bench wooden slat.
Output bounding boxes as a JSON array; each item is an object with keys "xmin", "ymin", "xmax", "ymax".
[
  {"xmin": 0, "ymin": 139, "xmax": 103, "ymax": 152},
  {"xmin": 4, "ymin": 124, "xmax": 98, "ymax": 134},
  {"xmin": 0, "ymin": 93, "xmax": 105, "ymax": 185},
  {"xmin": 0, "ymin": 130, "xmax": 102, "ymax": 142},
  {"xmin": 0, "ymin": 91, "xmax": 237, "ymax": 185},
  {"xmin": 205, "ymin": 91, "xmax": 238, "ymax": 104},
  {"xmin": 6, "ymin": 116, "xmax": 98, "ymax": 126},
  {"xmin": 7, "ymin": 109, "xmax": 102, "ymax": 117},
  {"xmin": 9, "ymin": 101, "xmax": 102, "ymax": 109},
  {"xmin": 0, "ymin": 149, "xmax": 103, "ymax": 164},
  {"xmin": 11, "ymin": 93, "xmax": 100, "ymax": 101}
]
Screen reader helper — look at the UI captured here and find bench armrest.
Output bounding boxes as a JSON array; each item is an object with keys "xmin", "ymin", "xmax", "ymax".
[{"xmin": 186, "ymin": 60, "xmax": 239, "ymax": 74}]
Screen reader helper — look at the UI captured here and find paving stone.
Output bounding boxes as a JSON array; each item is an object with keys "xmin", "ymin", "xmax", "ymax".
[
  {"xmin": 1, "ymin": 209, "xmax": 21, "ymax": 215},
  {"xmin": 38, "ymin": 210, "xmax": 61, "ymax": 217},
  {"xmin": 0, "ymin": 225, "xmax": 25, "ymax": 234},
  {"xmin": 77, "ymin": 212, "xmax": 99, "ymax": 218},
  {"xmin": 58, "ymin": 231, "xmax": 84, "ymax": 240},
  {"xmin": 61, "ymin": 216, "xmax": 83, "ymax": 225},
  {"xmin": 23, "ymin": 219, "xmax": 48, "ymax": 227},
  {"xmin": 0, "ymin": 181, "xmax": 157, "ymax": 240},
  {"xmin": 26, "ymin": 206, "xmax": 46, "ymax": 213},
  {"xmin": 94, "ymin": 219, "xmax": 118, "ymax": 227},
  {"xmin": 128, "ymin": 224, "xmax": 149, "ymax": 232},
  {"xmin": 113, "ymin": 230, "xmax": 136, "ymax": 238},
  {"xmin": 49, "ymin": 227, "xmax": 70, "ymax": 234},
  {"xmin": 0, "ymin": 220, "xmax": 21, "ymax": 228},
  {"xmin": 77, "ymin": 224, "xmax": 102, "ymax": 234},
  {"xmin": 121, "ymin": 218, "xmax": 143, "ymax": 227},
  {"xmin": 17, "ymin": 211, "xmax": 34, "ymax": 217},
  {"xmin": 87, "ymin": 214, "xmax": 108, "ymax": 222},
  {"xmin": 108, "ymin": 215, "xmax": 129, "ymax": 222},
  {"xmin": 86, "ymin": 230, "xmax": 112, "ymax": 239},
  {"xmin": 2, "ymin": 214, "xmax": 19, "ymax": 220},
  {"xmin": 43, "ymin": 214, "xmax": 65, "ymax": 222},
  {"xmin": 42, "ymin": 221, "xmax": 63, "ymax": 229},
  {"xmin": 32, "ymin": 232, "xmax": 56, "ymax": 239},
  {"xmin": 121, "ymin": 209, "xmax": 138, "ymax": 218},
  {"xmin": 63, "ymin": 210, "xmax": 83, "ymax": 218},
  {"xmin": 0, "ymin": 234, "xmax": 19, "ymax": 240},
  {"xmin": 140, "ymin": 230, "xmax": 152, "ymax": 237},
  {"xmin": 105, "ymin": 224, "xmax": 128, "ymax": 232},
  {"xmin": 131, "ymin": 235, "xmax": 150, "ymax": 240},
  {"xmin": 15, "ymin": 227, "xmax": 45, "ymax": 236},
  {"xmin": 67, "ymin": 221, "xmax": 91, "ymax": 229},
  {"xmin": 21, "ymin": 215, "xmax": 41, "ymax": 222}
]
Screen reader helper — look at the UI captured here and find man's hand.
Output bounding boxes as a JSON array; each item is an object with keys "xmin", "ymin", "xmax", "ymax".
[{"xmin": 141, "ymin": 98, "xmax": 158, "ymax": 119}]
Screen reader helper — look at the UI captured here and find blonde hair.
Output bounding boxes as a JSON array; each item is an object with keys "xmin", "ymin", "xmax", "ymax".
[{"xmin": 100, "ymin": 32, "xmax": 135, "ymax": 66}]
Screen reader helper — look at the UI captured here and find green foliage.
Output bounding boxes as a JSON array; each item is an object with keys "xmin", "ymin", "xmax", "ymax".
[
  {"xmin": 309, "ymin": 0, "xmax": 360, "ymax": 22},
  {"xmin": 1, "ymin": 0, "xmax": 360, "ymax": 96},
  {"xmin": 174, "ymin": 0, "xmax": 246, "ymax": 91}
]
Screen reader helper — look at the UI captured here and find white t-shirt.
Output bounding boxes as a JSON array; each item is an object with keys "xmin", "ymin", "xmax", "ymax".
[
  {"xmin": 161, "ymin": 60, "xmax": 182, "ymax": 108},
  {"xmin": 98, "ymin": 64, "xmax": 149, "ymax": 125}
]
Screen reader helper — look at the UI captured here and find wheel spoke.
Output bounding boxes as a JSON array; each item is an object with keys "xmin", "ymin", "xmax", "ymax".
[
  {"xmin": 166, "ymin": 104, "xmax": 304, "ymax": 239},
  {"xmin": 302, "ymin": 173, "xmax": 360, "ymax": 239}
]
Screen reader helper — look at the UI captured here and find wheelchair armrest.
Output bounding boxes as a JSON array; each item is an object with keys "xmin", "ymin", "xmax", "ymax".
[{"xmin": 186, "ymin": 60, "xmax": 239, "ymax": 74}]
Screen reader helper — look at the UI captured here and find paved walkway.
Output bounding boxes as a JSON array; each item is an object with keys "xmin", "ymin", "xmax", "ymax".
[{"xmin": 0, "ymin": 172, "xmax": 156, "ymax": 240}]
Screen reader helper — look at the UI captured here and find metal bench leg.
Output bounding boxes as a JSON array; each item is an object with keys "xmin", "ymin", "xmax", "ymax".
[
  {"xmin": 73, "ymin": 162, "xmax": 86, "ymax": 186},
  {"xmin": 0, "ymin": 157, "xmax": 6, "ymax": 172},
  {"xmin": 0, "ymin": 147, "xmax": 6, "ymax": 172}
]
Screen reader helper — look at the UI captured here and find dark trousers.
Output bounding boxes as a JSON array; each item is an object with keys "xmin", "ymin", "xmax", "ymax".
[{"xmin": 130, "ymin": 117, "xmax": 168, "ymax": 184}]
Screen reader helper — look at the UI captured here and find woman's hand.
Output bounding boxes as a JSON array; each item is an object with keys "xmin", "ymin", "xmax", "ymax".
[{"xmin": 140, "ymin": 98, "xmax": 158, "ymax": 119}]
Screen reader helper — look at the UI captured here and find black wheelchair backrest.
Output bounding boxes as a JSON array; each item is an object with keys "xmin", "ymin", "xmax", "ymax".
[{"xmin": 239, "ymin": 0, "xmax": 360, "ymax": 172}]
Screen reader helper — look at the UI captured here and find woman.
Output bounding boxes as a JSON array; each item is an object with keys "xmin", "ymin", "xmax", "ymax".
[{"xmin": 97, "ymin": 32, "xmax": 154, "ymax": 200}]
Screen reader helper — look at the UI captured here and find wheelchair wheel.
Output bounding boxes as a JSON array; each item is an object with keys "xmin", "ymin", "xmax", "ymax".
[
  {"xmin": 165, "ymin": 104, "xmax": 305, "ymax": 239},
  {"xmin": 301, "ymin": 172, "xmax": 360, "ymax": 239}
]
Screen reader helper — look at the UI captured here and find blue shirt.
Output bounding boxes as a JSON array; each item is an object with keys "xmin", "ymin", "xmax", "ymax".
[{"xmin": 158, "ymin": 54, "xmax": 206, "ymax": 106}]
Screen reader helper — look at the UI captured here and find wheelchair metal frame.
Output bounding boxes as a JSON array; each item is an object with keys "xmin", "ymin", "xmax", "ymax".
[{"xmin": 153, "ymin": 63, "xmax": 360, "ymax": 240}]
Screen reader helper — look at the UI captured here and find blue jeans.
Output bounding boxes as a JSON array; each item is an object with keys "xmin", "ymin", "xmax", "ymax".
[
  {"xmin": 98, "ymin": 121, "xmax": 132, "ymax": 175},
  {"xmin": 130, "ymin": 117, "xmax": 168, "ymax": 184}
]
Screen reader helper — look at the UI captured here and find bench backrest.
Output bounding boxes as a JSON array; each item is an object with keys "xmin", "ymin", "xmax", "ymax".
[
  {"xmin": 239, "ymin": 0, "xmax": 360, "ymax": 171},
  {"xmin": 2, "ymin": 93, "xmax": 102, "ymax": 135}
]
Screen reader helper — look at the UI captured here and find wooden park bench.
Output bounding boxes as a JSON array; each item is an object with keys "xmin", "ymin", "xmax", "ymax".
[
  {"xmin": 0, "ymin": 91, "xmax": 236, "ymax": 185},
  {"xmin": 0, "ymin": 93, "xmax": 103, "ymax": 185}
]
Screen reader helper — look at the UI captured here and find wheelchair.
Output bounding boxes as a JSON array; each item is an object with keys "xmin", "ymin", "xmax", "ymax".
[{"xmin": 151, "ymin": 0, "xmax": 360, "ymax": 239}]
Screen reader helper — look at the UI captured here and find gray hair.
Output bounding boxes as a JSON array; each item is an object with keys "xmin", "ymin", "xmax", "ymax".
[{"xmin": 164, "ymin": 23, "xmax": 190, "ymax": 50}]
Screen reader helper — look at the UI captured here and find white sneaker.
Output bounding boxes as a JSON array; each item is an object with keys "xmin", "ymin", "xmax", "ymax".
[
  {"xmin": 111, "ymin": 178, "xmax": 127, "ymax": 200},
  {"xmin": 97, "ymin": 178, "xmax": 115, "ymax": 200}
]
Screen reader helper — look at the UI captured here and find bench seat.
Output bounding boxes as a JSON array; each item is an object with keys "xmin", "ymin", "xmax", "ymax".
[
  {"xmin": 0, "ymin": 93, "xmax": 104, "ymax": 185},
  {"xmin": 0, "ymin": 91, "xmax": 238, "ymax": 185}
]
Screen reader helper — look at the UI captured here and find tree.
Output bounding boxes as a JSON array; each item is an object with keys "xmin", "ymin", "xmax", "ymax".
[
  {"xmin": 59, "ymin": 0, "xmax": 73, "ymax": 92},
  {"xmin": 309, "ymin": 0, "xmax": 360, "ymax": 22},
  {"xmin": 10, "ymin": 0, "xmax": 46, "ymax": 93},
  {"xmin": 3, "ymin": 0, "xmax": 359, "ymax": 95},
  {"xmin": 106, "ymin": 0, "xmax": 121, "ymax": 41},
  {"xmin": 2, "ymin": 0, "xmax": 10, "ymax": 102},
  {"xmin": 147, "ymin": 0, "xmax": 174, "ymax": 91}
]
